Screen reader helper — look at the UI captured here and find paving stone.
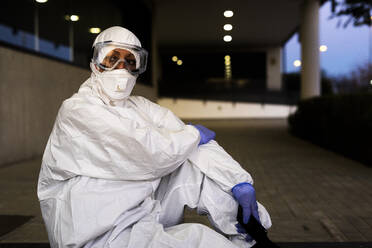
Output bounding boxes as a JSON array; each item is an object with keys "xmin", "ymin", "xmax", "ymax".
[
  {"xmin": 363, "ymin": 218, "xmax": 372, "ymax": 229},
  {"xmin": 0, "ymin": 216, "xmax": 48, "ymax": 243},
  {"xmin": 347, "ymin": 216, "xmax": 371, "ymax": 230}
]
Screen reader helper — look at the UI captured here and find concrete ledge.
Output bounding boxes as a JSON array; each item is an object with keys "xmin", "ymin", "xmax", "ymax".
[{"xmin": 158, "ymin": 98, "xmax": 297, "ymax": 119}]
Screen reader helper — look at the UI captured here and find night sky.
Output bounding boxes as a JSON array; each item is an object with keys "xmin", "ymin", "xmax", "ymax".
[{"xmin": 285, "ymin": 1, "xmax": 371, "ymax": 76}]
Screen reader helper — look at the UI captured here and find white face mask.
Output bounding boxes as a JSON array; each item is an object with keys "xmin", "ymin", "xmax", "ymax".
[{"xmin": 90, "ymin": 63, "xmax": 137, "ymax": 101}]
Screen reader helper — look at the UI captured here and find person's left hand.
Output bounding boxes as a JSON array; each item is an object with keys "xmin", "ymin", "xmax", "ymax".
[
  {"xmin": 232, "ymin": 182, "xmax": 260, "ymax": 225},
  {"xmin": 232, "ymin": 182, "xmax": 260, "ymax": 242}
]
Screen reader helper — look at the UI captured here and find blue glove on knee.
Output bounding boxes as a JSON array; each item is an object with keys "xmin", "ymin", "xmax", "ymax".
[
  {"xmin": 234, "ymin": 184, "xmax": 278, "ymax": 246},
  {"xmin": 232, "ymin": 182, "xmax": 260, "ymax": 241},
  {"xmin": 191, "ymin": 124, "xmax": 216, "ymax": 146},
  {"xmin": 232, "ymin": 182, "xmax": 260, "ymax": 224}
]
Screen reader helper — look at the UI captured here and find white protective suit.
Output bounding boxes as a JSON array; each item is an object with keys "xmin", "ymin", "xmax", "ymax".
[{"xmin": 37, "ymin": 27, "xmax": 272, "ymax": 248}]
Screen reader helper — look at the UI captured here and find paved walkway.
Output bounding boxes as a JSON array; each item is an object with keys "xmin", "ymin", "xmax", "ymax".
[{"xmin": 1, "ymin": 119, "xmax": 372, "ymax": 244}]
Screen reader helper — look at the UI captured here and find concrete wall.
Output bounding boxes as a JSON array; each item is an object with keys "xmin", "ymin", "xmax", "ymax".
[
  {"xmin": 157, "ymin": 98, "xmax": 296, "ymax": 119},
  {"xmin": 132, "ymin": 83, "xmax": 157, "ymax": 102},
  {"xmin": 0, "ymin": 46, "xmax": 156, "ymax": 166}
]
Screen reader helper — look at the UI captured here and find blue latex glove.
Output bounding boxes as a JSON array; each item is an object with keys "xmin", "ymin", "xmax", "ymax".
[
  {"xmin": 232, "ymin": 182, "xmax": 260, "ymax": 225},
  {"xmin": 232, "ymin": 182, "xmax": 260, "ymax": 242},
  {"xmin": 191, "ymin": 124, "xmax": 216, "ymax": 145}
]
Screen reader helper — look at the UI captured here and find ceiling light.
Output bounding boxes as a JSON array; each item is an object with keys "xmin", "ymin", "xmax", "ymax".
[
  {"xmin": 224, "ymin": 55, "xmax": 231, "ymax": 60},
  {"xmin": 223, "ymin": 35, "xmax": 232, "ymax": 42},
  {"xmin": 69, "ymin": 15, "xmax": 79, "ymax": 22},
  {"xmin": 177, "ymin": 60, "xmax": 183, "ymax": 65},
  {"xmin": 224, "ymin": 10, "xmax": 234, "ymax": 18},
  {"xmin": 172, "ymin": 56, "xmax": 178, "ymax": 62},
  {"xmin": 319, "ymin": 45, "xmax": 328, "ymax": 52},
  {"xmin": 89, "ymin": 27, "xmax": 101, "ymax": 34},
  {"xmin": 35, "ymin": 0, "xmax": 48, "ymax": 3},
  {"xmin": 293, "ymin": 60, "xmax": 301, "ymax": 67},
  {"xmin": 223, "ymin": 24, "xmax": 233, "ymax": 31}
]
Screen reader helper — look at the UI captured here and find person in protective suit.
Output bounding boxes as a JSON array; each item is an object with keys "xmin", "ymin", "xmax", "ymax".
[{"xmin": 37, "ymin": 26, "xmax": 273, "ymax": 248}]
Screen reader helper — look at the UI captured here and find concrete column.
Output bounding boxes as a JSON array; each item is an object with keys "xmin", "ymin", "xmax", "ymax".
[
  {"xmin": 300, "ymin": 0, "xmax": 320, "ymax": 99},
  {"xmin": 266, "ymin": 46, "xmax": 282, "ymax": 91}
]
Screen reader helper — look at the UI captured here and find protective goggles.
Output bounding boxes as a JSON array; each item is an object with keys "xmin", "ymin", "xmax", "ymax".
[{"xmin": 92, "ymin": 41, "xmax": 148, "ymax": 75}]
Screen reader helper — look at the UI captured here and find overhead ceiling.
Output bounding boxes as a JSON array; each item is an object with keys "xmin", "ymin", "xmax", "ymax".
[
  {"xmin": 2, "ymin": 0, "xmax": 305, "ymax": 50},
  {"xmin": 0, "ymin": 0, "xmax": 152, "ymax": 66},
  {"xmin": 1, "ymin": 0, "xmax": 314, "ymax": 63},
  {"xmin": 155, "ymin": 0, "xmax": 304, "ymax": 48},
  {"xmin": 4, "ymin": 1, "xmax": 153, "ymax": 46}
]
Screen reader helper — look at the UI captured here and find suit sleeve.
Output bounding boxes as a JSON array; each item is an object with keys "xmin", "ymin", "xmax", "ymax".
[
  {"xmin": 132, "ymin": 97, "xmax": 253, "ymax": 192},
  {"xmin": 45, "ymin": 97, "xmax": 200, "ymax": 181}
]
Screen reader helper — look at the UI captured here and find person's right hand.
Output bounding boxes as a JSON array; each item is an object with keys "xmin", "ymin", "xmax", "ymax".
[{"xmin": 191, "ymin": 124, "xmax": 216, "ymax": 146}]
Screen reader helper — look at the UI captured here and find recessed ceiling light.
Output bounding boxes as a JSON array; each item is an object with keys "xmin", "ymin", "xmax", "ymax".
[
  {"xmin": 35, "ymin": 0, "xmax": 48, "ymax": 3},
  {"xmin": 223, "ymin": 35, "xmax": 232, "ymax": 42},
  {"xmin": 69, "ymin": 15, "xmax": 79, "ymax": 22},
  {"xmin": 177, "ymin": 60, "xmax": 183, "ymax": 65},
  {"xmin": 89, "ymin": 27, "xmax": 101, "ymax": 34},
  {"xmin": 223, "ymin": 24, "xmax": 233, "ymax": 31},
  {"xmin": 172, "ymin": 56, "xmax": 178, "ymax": 62},
  {"xmin": 224, "ymin": 10, "xmax": 234, "ymax": 18}
]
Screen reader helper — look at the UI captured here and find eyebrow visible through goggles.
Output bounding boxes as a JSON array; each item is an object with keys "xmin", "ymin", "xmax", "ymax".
[
  {"xmin": 105, "ymin": 50, "xmax": 135, "ymax": 62},
  {"xmin": 100, "ymin": 50, "xmax": 137, "ymax": 72}
]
